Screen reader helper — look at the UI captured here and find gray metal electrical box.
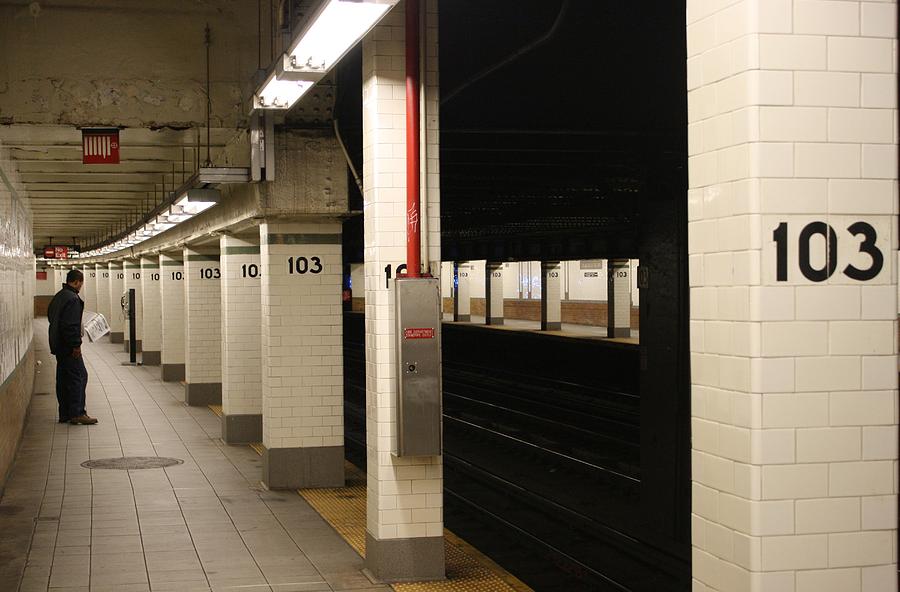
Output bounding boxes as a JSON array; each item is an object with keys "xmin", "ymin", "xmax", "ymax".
[{"xmin": 394, "ymin": 278, "xmax": 442, "ymax": 457}]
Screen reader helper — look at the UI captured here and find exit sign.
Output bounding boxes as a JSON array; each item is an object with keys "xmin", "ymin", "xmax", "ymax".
[{"xmin": 82, "ymin": 128, "xmax": 120, "ymax": 164}]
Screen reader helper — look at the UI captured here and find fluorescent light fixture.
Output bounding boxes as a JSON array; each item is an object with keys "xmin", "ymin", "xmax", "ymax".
[
  {"xmin": 175, "ymin": 188, "xmax": 221, "ymax": 215},
  {"xmin": 254, "ymin": 68, "xmax": 315, "ymax": 110},
  {"xmin": 164, "ymin": 206, "xmax": 193, "ymax": 223},
  {"xmin": 288, "ymin": 0, "xmax": 397, "ymax": 72}
]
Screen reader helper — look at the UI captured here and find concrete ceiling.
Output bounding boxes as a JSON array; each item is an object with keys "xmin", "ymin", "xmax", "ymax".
[
  {"xmin": 0, "ymin": 0, "xmax": 265, "ymax": 251},
  {"xmin": 0, "ymin": 125, "xmax": 239, "ymax": 247}
]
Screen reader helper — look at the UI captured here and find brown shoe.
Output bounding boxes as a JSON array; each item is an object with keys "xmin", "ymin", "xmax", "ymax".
[{"xmin": 69, "ymin": 415, "xmax": 98, "ymax": 425}]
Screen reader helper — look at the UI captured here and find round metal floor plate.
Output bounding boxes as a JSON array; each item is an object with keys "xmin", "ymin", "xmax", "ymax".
[{"xmin": 80, "ymin": 457, "xmax": 184, "ymax": 470}]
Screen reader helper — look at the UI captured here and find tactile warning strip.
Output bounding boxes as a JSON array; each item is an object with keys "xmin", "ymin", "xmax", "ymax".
[
  {"xmin": 298, "ymin": 462, "xmax": 534, "ymax": 592},
  {"xmin": 246, "ymin": 445, "xmax": 531, "ymax": 591},
  {"xmin": 208, "ymin": 404, "xmax": 223, "ymax": 417}
]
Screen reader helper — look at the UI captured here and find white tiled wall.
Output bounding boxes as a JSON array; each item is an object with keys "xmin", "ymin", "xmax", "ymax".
[
  {"xmin": 160, "ymin": 253, "xmax": 185, "ymax": 366},
  {"xmin": 221, "ymin": 235, "xmax": 262, "ymax": 418},
  {"xmin": 107, "ymin": 262, "xmax": 125, "ymax": 334},
  {"xmin": 0, "ymin": 142, "xmax": 33, "ymax": 383},
  {"xmin": 183, "ymin": 248, "xmax": 222, "ymax": 385},
  {"xmin": 362, "ymin": 0, "xmax": 444, "ymax": 542},
  {"xmin": 688, "ymin": 1, "xmax": 899, "ymax": 589},
  {"xmin": 140, "ymin": 257, "xmax": 161, "ymax": 354},
  {"xmin": 259, "ymin": 222, "xmax": 343, "ymax": 450}
]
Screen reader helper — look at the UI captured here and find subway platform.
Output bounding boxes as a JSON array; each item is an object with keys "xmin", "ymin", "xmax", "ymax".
[
  {"xmin": 0, "ymin": 322, "xmax": 390, "ymax": 592},
  {"xmin": 0, "ymin": 322, "xmax": 529, "ymax": 592}
]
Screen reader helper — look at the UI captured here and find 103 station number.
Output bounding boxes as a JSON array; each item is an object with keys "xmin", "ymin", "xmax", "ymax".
[{"xmin": 770, "ymin": 218, "xmax": 887, "ymax": 283}]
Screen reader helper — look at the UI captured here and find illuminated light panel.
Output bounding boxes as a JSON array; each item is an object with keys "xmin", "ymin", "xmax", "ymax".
[
  {"xmin": 289, "ymin": 0, "xmax": 393, "ymax": 72},
  {"xmin": 255, "ymin": 72, "xmax": 315, "ymax": 110}
]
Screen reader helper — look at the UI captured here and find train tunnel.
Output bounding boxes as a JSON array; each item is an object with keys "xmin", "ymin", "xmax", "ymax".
[{"xmin": 0, "ymin": 1, "xmax": 896, "ymax": 592}]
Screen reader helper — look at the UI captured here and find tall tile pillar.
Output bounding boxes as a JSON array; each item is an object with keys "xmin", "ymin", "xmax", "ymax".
[
  {"xmin": 94, "ymin": 263, "xmax": 110, "ymax": 326},
  {"xmin": 540, "ymin": 261, "xmax": 562, "ymax": 331},
  {"xmin": 123, "ymin": 259, "xmax": 143, "ymax": 353},
  {"xmin": 81, "ymin": 265, "xmax": 96, "ymax": 313},
  {"xmin": 608, "ymin": 259, "xmax": 632, "ymax": 338},
  {"xmin": 688, "ymin": 2, "xmax": 898, "ymax": 590},
  {"xmin": 485, "ymin": 262, "xmax": 505, "ymax": 325},
  {"xmin": 140, "ymin": 256, "xmax": 162, "ymax": 366},
  {"xmin": 107, "ymin": 261, "xmax": 124, "ymax": 343},
  {"xmin": 183, "ymin": 246, "xmax": 222, "ymax": 406},
  {"xmin": 259, "ymin": 221, "xmax": 344, "ymax": 488},
  {"xmin": 221, "ymin": 234, "xmax": 262, "ymax": 444},
  {"xmin": 362, "ymin": 0, "xmax": 445, "ymax": 581},
  {"xmin": 453, "ymin": 262, "xmax": 471, "ymax": 322},
  {"xmin": 160, "ymin": 253, "xmax": 185, "ymax": 382}
]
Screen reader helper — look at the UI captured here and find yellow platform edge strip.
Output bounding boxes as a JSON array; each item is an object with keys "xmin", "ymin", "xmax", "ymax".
[{"xmin": 247, "ymin": 444, "xmax": 532, "ymax": 592}]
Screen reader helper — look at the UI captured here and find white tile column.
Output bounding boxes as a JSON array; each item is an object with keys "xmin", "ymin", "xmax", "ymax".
[
  {"xmin": 485, "ymin": 262, "xmax": 504, "ymax": 325},
  {"xmin": 160, "ymin": 252, "xmax": 185, "ymax": 382},
  {"xmin": 94, "ymin": 263, "xmax": 110, "ymax": 326},
  {"xmin": 140, "ymin": 256, "xmax": 162, "ymax": 366},
  {"xmin": 688, "ymin": 2, "xmax": 898, "ymax": 590},
  {"xmin": 608, "ymin": 259, "xmax": 632, "ymax": 338},
  {"xmin": 221, "ymin": 234, "xmax": 262, "ymax": 444},
  {"xmin": 541, "ymin": 261, "xmax": 562, "ymax": 331},
  {"xmin": 259, "ymin": 221, "xmax": 344, "ymax": 488},
  {"xmin": 123, "ymin": 259, "xmax": 143, "ymax": 353},
  {"xmin": 453, "ymin": 262, "xmax": 471, "ymax": 322},
  {"xmin": 107, "ymin": 261, "xmax": 125, "ymax": 343},
  {"xmin": 362, "ymin": 0, "xmax": 444, "ymax": 581},
  {"xmin": 183, "ymin": 246, "xmax": 222, "ymax": 406},
  {"xmin": 81, "ymin": 265, "xmax": 96, "ymax": 313}
]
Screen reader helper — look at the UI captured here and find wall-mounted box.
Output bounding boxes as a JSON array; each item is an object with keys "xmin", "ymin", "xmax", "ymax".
[{"xmin": 394, "ymin": 278, "xmax": 442, "ymax": 457}]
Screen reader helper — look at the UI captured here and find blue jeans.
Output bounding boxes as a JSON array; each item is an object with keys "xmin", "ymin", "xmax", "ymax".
[{"xmin": 56, "ymin": 354, "xmax": 87, "ymax": 420}]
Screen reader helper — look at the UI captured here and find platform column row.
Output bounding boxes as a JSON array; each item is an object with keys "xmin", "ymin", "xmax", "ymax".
[
  {"xmin": 94, "ymin": 263, "xmax": 110, "ymax": 325},
  {"xmin": 123, "ymin": 259, "xmax": 143, "ymax": 353},
  {"xmin": 220, "ymin": 235, "xmax": 263, "ymax": 444},
  {"xmin": 687, "ymin": 1, "xmax": 899, "ymax": 589},
  {"xmin": 159, "ymin": 253, "xmax": 185, "ymax": 381},
  {"xmin": 183, "ymin": 247, "xmax": 222, "ymax": 406},
  {"xmin": 362, "ymin": 0, "xmax": 445, "ymax": 581},
  {"xmin": 107, "ymin": 262, "xmax": 124, "ymax": 343},
  {"xmin": 140, "ymin": 256, "xmax": 162, "ymax": 365}
]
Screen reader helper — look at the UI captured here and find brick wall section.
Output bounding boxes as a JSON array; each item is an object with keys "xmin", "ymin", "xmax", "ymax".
[
  {"xmin": 95, "ymin": 263, "xmax": 110, "ymax": 324},
  {"xmin": 259, "ymin": 222, "xmax": 343, "ymax": 450},
  {"xmin": 687, "ymin": 1, "xmax": 898, "ymax": 589},
  {"xmin": 160, "ymin": 254, "xmax": 185, "ymax": 366},
  {"xmin": 183, "ymin": 248, "xmax": 222, "ymax": 385},
  {"xmin": 140, "ymin": 257, "xmax": 162, "ymax": 353},
  {"xmin": 221, "ymin": 235, "xmax": 262, "ymax": 418},
  {"xmin": 362, "ymin": 0, "xmax": 444, "ymax": 543},
  {"xmin": 123, "ymin": 259, "xmax": 143, "ymax": 343},
  {"xmin": 107, "ymin": 262, "xmax": 124, "ymax": 334}
]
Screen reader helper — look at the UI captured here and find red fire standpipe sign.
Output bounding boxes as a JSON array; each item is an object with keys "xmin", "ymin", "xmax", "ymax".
[
  {"xmin": 82, "ymin": 128, "xmax": 120, "ymax": 164},
  {"xmin": 403, "ymin": 328, "xmax": 435, "ymax": 340}
]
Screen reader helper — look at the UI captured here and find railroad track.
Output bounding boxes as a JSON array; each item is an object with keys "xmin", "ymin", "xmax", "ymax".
[{"xmin": 342, "ymin": 317, "xmax": 690, "ymax": 591}]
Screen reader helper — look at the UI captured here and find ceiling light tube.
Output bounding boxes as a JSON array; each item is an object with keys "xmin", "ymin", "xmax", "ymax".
[
  {"xmin": 288, "ymin": 0, "xmax": 398, "ymax": 73},
  {"xmin": 253, "ymin": 67, "xmax": 316, "ymax": 111}
]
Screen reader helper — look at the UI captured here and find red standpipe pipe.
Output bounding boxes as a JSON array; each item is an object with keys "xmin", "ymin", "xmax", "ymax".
[{"xmin": 405, "ymin": 0, "xmax": 421, "ymax": 278}]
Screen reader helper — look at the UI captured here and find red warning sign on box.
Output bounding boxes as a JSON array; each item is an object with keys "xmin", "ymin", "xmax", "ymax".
[
  {"xmin": 82, "ymin": 128, "xmax": 120, "ymax": 164},
  {"xmin": 404, "ymin": 328, "xmax": 435, "ymax": 340}
]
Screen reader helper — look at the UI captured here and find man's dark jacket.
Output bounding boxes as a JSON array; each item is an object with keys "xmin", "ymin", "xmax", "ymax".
[{"xmin": 48, "ymin": 285, "xmax": 84, "ymax": 356}]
